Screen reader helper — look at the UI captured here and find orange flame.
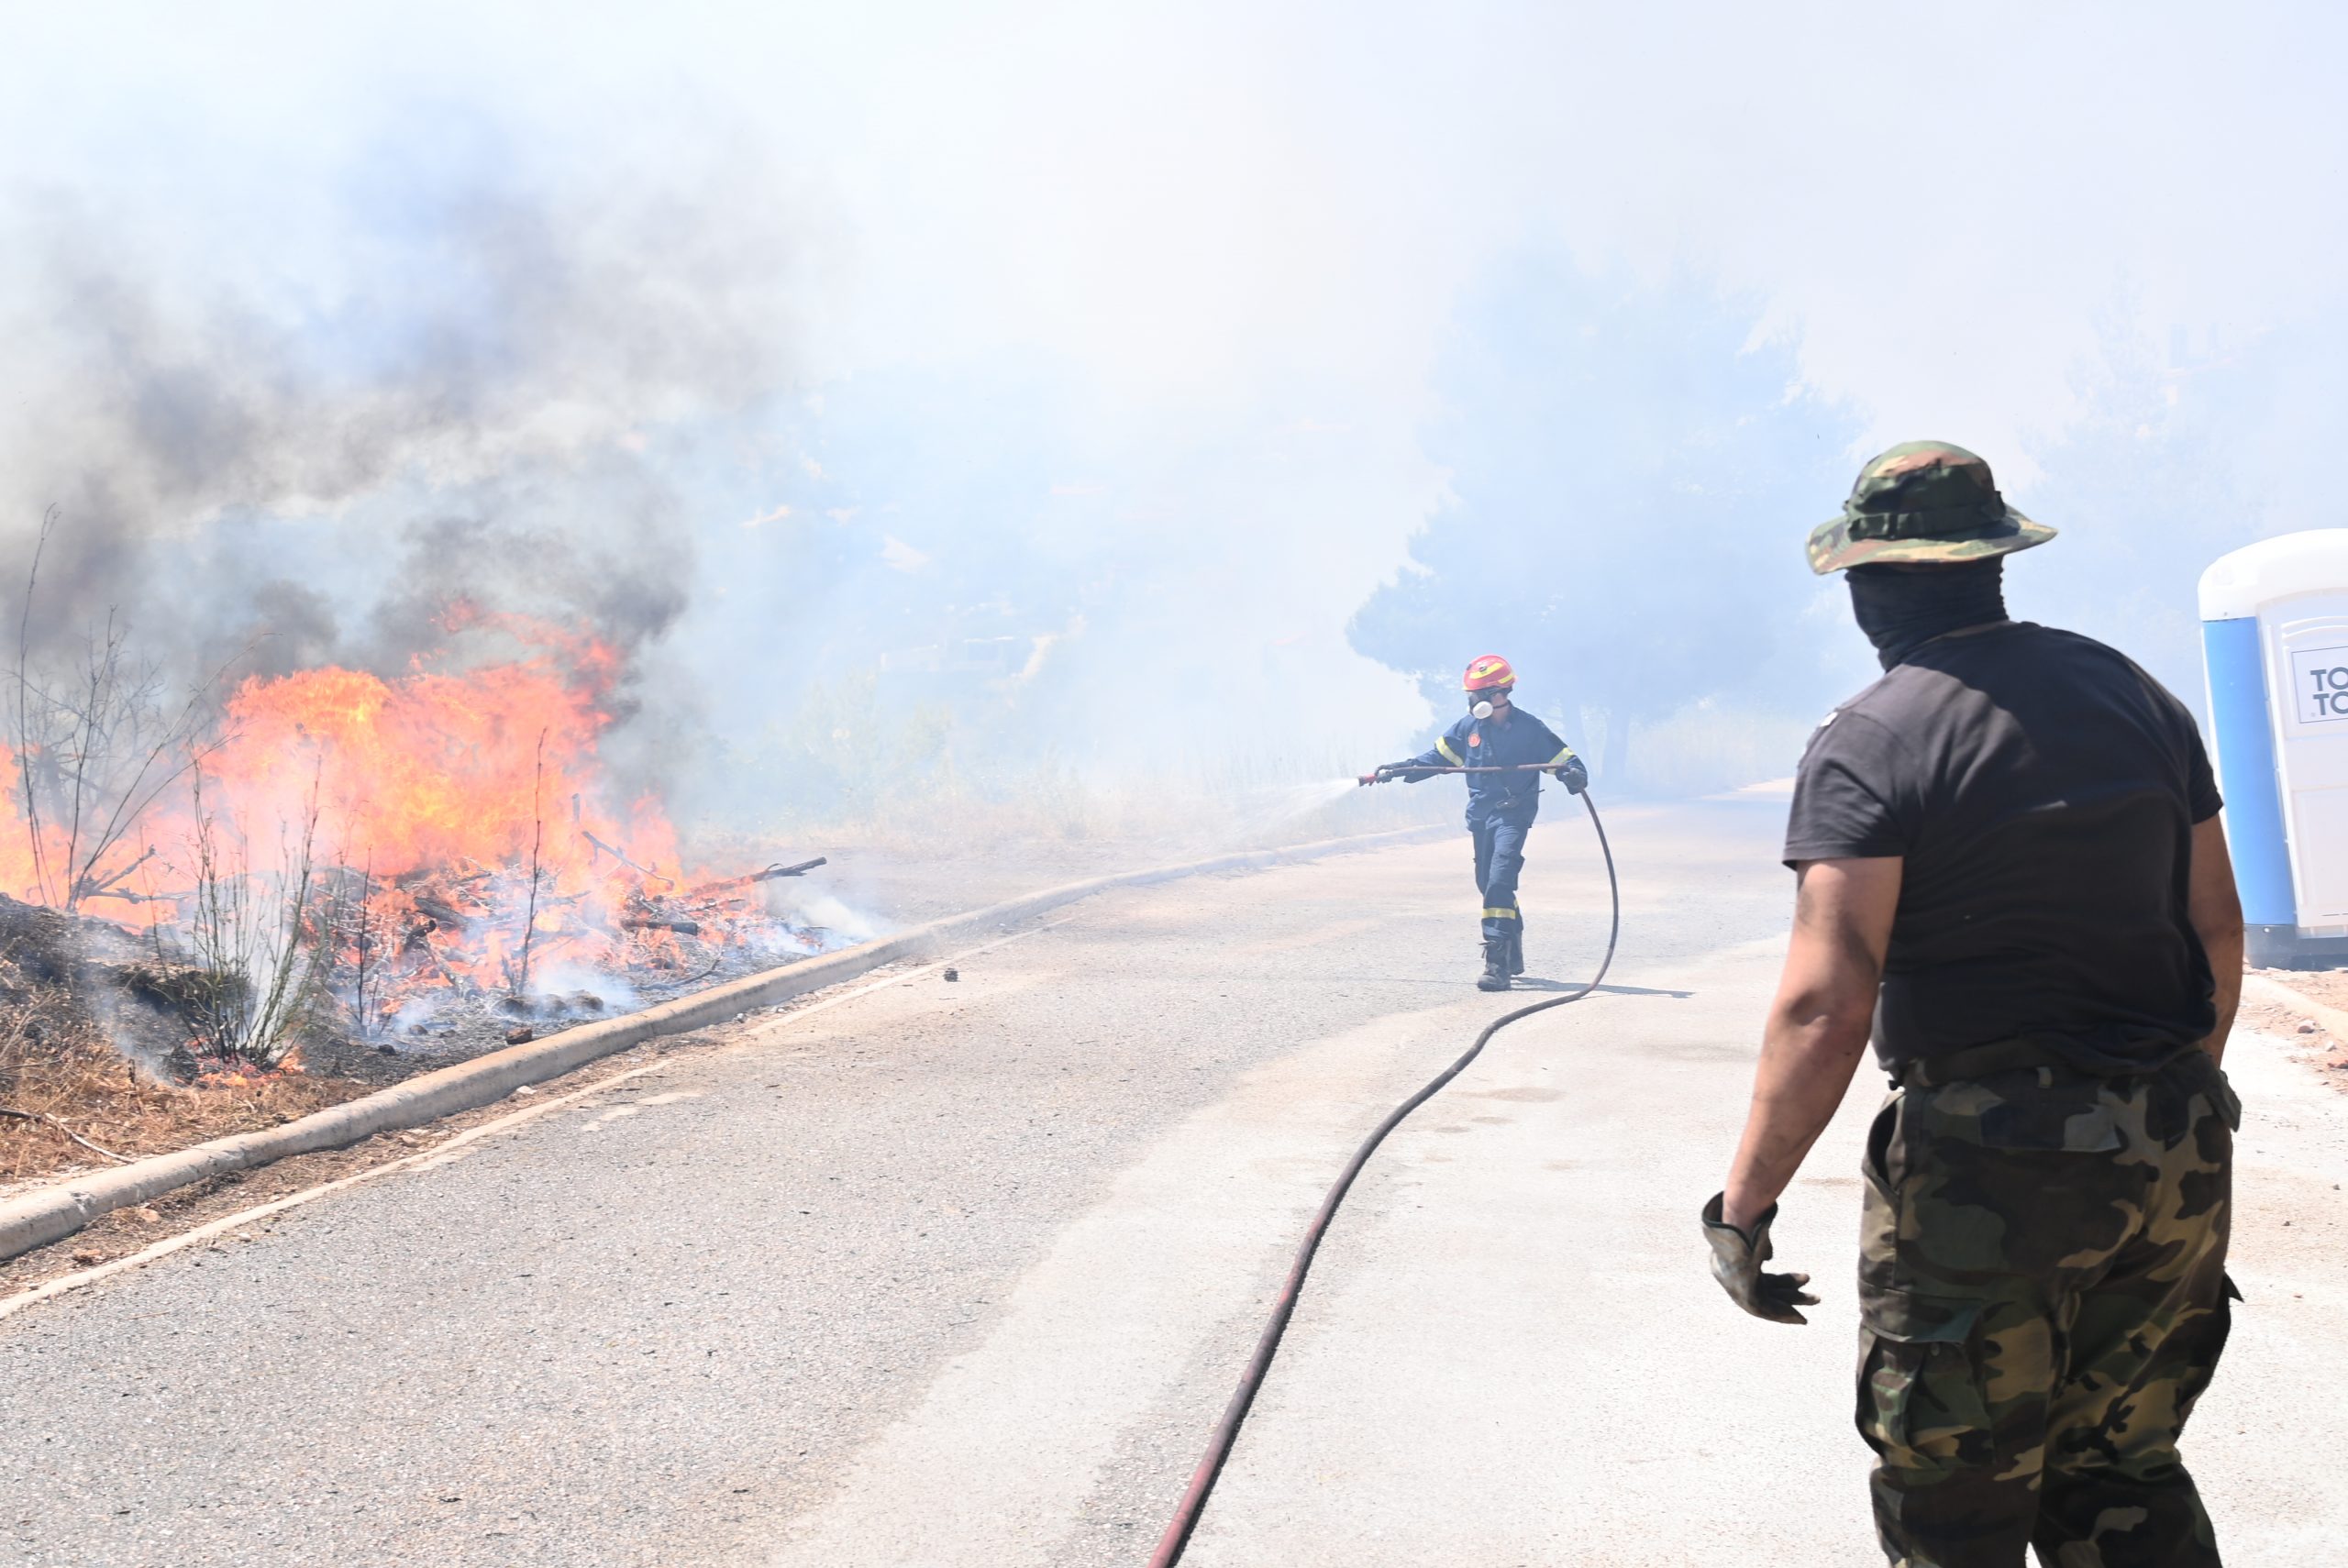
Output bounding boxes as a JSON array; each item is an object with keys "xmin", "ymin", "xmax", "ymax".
[
  {"xmin": 211, "ymin": 619, "xmax": 663, "ymax": 884},
  {"xmin": 0, "ymin": 617, "xmax": 809, "ymax": 1047}
]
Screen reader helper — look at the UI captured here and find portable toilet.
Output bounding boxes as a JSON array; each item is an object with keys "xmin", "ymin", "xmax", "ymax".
[{"xmin": 2200, "ymin": 530, "xmax": 2348, "ymax": 967}]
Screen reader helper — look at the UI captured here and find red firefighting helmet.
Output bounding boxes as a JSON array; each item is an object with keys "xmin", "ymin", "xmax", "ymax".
[{"xmin": 1463, "ymin": 655, "xmax": 1515, "ymax": 693}]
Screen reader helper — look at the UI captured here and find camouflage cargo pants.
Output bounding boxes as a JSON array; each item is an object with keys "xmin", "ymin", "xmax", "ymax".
[{"xmin": 1858, "ymin": 1048, "xmax": 2240, "ymax": 1567}]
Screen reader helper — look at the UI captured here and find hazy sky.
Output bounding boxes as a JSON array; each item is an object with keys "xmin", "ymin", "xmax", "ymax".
[{"xmin": 2, "ymin": 2, "xmax": 2338, "ymax": 788}]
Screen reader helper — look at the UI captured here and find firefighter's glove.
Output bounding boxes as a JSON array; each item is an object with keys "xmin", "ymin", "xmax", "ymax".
[
  {"xmin": 1701, "ymin": 1193, "xmax": 1815, "ymax": 1325},
  {"xmin": 1555, "ymin": 756, "xmax": 1589, "ymax": 795}
]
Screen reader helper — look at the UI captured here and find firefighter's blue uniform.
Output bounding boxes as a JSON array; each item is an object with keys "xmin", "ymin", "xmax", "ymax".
[{"xmin": 1390, "ymin": 708, "xmax": 1584, "ymax": 950}]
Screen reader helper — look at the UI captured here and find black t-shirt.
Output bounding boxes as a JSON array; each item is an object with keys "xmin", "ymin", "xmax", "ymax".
[{"xmin": 1783, "ymin": 621, "xmax": 2222, "ymax": 1074}]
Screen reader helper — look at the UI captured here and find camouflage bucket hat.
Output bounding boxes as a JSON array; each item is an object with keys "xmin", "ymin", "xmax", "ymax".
[{"xmin": 1807, "ymin": 440, "xmax": 2055, "ymax": 575}]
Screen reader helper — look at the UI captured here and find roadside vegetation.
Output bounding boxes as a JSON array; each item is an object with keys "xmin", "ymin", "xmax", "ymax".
[
  {"xmin": 0, "ymin": 894, "xmax": 365, "ymax": 1187},
  {"xmin": 0, "ymin": 516, "xmax": 416, "ymax": 1182},
  {"xmin": 0, "ymin": 513, "xmax": 848, "ymax": 1186}
]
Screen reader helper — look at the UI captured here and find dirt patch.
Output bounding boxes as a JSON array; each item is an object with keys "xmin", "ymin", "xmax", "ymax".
[
  {"xmin": 2257, "ymin": 966, "xmax": 2348, "ymax": 1015},
  {"xmin": 2242, "ymin": 967, "xmax": 2348, "ymax": 1089}
]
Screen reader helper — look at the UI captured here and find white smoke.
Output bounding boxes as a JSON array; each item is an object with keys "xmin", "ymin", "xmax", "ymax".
[{"xmin": 1, "ymin": 2, "xmax": 2337, "ymax": 822}]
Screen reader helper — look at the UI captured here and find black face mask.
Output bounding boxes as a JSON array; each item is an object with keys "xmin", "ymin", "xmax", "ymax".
[{"xmin": 1845, "ymin": 558, "xmax": 2009, "ymax": 670}]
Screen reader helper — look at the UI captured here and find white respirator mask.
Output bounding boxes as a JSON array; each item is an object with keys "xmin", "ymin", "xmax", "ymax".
[{"xmin": 1472, "ymin": 700, "xmax": 1495, "ymax": 720}]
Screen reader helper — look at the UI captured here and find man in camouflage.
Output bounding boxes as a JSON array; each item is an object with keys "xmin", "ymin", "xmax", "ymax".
[{"xmin": 1700, "ymin": 442, "xmax": 2247, "ymax": 1566}]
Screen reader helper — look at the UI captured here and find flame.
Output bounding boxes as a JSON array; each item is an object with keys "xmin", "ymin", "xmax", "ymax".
[
  {"xmin": 0, "ymin": 616, "xmax": 816, "ymax": 1055},
  {"xmin": 0, "ymin": 745, "xmax": 33, "ymax": 900},
  {"xmin": 213, "ymin": 618, "xmax": 660, "ymax": 884}
]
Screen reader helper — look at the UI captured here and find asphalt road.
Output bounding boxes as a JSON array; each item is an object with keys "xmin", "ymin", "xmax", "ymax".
[{"xmin": 4, "ymin": 800, "xmax": 2342, "ymax": 1566}]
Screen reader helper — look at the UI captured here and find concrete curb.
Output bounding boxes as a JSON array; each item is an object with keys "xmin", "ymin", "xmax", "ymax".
[{"xmin": 0, "ymin": 823, "xmax": 1453, "ymax": 1262}]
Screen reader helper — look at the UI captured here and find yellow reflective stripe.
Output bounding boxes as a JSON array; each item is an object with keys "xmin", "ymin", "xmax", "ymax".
[
  {"xmin": 1435, "ymin": 736, "xmax": 1465, "ymax": 766},
  {"xmin": 1481, "ymin": 907, "xmax": 1520, "ymax": 920},
  {"xmin": 1545, "ymin": 745, "xmax": 1578, "ymax": 766}
]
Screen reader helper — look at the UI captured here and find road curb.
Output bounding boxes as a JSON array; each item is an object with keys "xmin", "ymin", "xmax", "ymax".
[{"xmin": 0, "ymin": 822, "xmax": 1453, "ymax": 1262}]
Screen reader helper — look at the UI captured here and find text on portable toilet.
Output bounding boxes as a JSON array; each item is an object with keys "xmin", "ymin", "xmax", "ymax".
[{"xmin": 2199, "ymin": 530, "xmax": 2348, "ymax": 963}]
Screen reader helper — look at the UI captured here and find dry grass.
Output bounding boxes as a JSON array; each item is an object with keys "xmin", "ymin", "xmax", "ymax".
[{"xmin": 0, "ymin": 996, "xmax": 368, "ymax": 1186}]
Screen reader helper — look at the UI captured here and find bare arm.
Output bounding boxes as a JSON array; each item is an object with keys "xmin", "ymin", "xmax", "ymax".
[
  {"xmin": 1721, "ymin": 857, "xmax": 1901, "ymax": 1231},
  {"xmin": 2187, "ymin": 815, "xmax": 2244, "ymax": 1066}
]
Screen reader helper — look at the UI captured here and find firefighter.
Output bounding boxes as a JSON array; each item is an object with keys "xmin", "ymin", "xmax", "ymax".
[
  {"xmin": 1701, "ymin": 442, "xmax": 2245, "ymax": 1566},
  {"xmin": 1360, "ymin": 655, "xmax": 1589, "ymax": 990}
]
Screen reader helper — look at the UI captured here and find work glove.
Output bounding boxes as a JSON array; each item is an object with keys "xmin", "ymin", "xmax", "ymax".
[
  {"xmin": 1700, "ymin": 1193, "xmax": 1816, "ymax": 1325},
  {"xmin": 1555, "ymin": 756, "xmax": 1589, "ymax": 795}
]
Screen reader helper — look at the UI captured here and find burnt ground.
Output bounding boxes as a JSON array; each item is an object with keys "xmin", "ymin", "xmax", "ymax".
[{"xmin": 323, "ymin": 838, "xmax": 1162, "ymax": 1077}]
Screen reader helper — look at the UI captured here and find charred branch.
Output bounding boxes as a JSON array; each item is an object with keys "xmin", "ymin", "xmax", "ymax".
[
  {"xmin": 72, "ymin": 845, "xmax": 157, "ymax": 902},
  {"xmin": 622, "ymin": 913, "xmax": 703, "ymax": 936},
  {"xmin": 686, "ymin": 857, "xmax": 826, "ymax": 898},
  {"xmin": 411, "ymin": 896, "xmax": 474, "ymax": 930},
  {"xmin": 81, "ymin": 886, "xmax": 183, "ymax": 906},
  {"xmin": 581, "ymin": 829, "xmax": 674, "ymax": 887}
]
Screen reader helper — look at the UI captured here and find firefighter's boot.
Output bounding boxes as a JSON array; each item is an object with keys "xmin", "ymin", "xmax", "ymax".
[
  {"xmin": 1477, "ymin": 939, "xmax": 1512, "ymax": 992},
  {"xmin": 1506, "ymin": 931, "xmax": 1524, "ymax": 977}
]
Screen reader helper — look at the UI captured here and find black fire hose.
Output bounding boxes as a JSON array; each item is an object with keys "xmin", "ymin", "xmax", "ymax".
[{"xmin": 1146, "ymin": 788, "xmax": 1620, "ymax": 1566}]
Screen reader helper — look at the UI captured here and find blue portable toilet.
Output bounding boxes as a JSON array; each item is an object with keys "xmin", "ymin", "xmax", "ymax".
[{"xmin": 2200, "ymin": 531, "xmax": 2348, "ymax": 967}]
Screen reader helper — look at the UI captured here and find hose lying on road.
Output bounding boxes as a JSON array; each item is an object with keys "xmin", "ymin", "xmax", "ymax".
[{"xmin": 1147, "ymin": 790, "xmax": 1620, "ymax": 1567}]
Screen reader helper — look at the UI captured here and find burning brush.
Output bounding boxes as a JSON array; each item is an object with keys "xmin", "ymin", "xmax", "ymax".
[
  {"xmin": 0, "ymin": 613, "xmax": 844, "ymax": 1071},
  {"xmin": 327, "ymin": 850, "xmax": 831, "ymax": 1043}
]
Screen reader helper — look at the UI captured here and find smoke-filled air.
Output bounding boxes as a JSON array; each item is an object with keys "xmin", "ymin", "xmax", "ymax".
[
  {"xmin": 9, "ymin": 10, "xmax": 2348, "ymax": 1564},
  {"xmin": 8, "ymin": 5, "xmax": 2342, "ymax": 819},
  {"xmin": 0, "ymin": 3, "xmax": 2340, "ymax": 1066}
]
